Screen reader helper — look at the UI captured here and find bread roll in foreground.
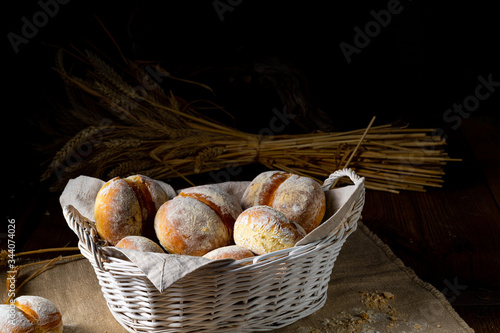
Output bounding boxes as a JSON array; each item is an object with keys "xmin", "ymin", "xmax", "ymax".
[
  {"xmin": 0, "ymin": 304, "xmax": 38, "ymax": 333},
  {"xmin": 241, "ymin": 171, "xmax": 326, "ymax": 234},
  {"xmin": 0, "ymin": 295, "xmax": 63, "ymax": 333},
  {"xmin": 94, "ymin": 174, "xmax": 169, "ymax": 245},
  {"xmin": 115, "ymin": 235, "xmax": 165, "ymax": 253},
  {"xmin": 203, "ymin": 245, "xmax": 255, "ymax": 260},
  {"xmin": 234, "ymin": 206, "xmax": 306, "ymax": 255}
]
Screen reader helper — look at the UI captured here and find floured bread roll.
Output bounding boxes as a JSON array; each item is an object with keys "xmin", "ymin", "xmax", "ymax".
[
  {"xmin": 178, "ymin": 185, "xmax": 242, "ymax": 235},
  {"xmin": 115, "ymin": 235, "xmax": 165, "ymax": 253},
  {"xmin": 241, "ymin": 171, "xmax": 326, "ymax": 234},
  {"xmin": 155, "ymin": 185, "xmax": 242, "ymax": 256},
  {"xmin": 0, "ymin": 304, "xmax": 38, "ymax": 333},
  {"xmin": 0, "ymin": 295, "xmax": 63, "ymax": 333},
  {"xmin": 94, "ymin": 174, "xmax": 170, "ymax": 245},
  {"xmin": 234, "ymin": 205, "xmax": 306, "ymax": 255},
  {"xmin": 203, "ymin": 245, "xmax": 255, "ymax": 260}
]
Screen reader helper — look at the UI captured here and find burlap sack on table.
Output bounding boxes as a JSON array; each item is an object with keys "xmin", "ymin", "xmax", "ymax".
[{"xmin": 59, "ymin": 174, "xmax": 363, "ymax": 292}]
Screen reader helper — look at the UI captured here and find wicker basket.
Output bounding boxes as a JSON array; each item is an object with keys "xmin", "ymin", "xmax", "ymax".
[{"xmin": 62, "ymin": 169, "xmax": 365, "ymax": 332}]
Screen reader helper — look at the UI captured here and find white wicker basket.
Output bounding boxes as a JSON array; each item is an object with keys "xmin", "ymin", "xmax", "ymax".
[{"xmin": 62, "ymin": 169, "xmax": 365, "ymax": 333}]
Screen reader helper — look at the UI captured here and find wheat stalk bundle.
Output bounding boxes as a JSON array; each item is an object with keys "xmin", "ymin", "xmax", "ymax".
[{"xmin": 41, "ymin": 48, "xmax": 459, "ymax": 193}]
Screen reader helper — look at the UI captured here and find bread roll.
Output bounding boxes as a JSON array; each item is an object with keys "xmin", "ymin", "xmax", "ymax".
[
  {"xmin": 0, "ymin": 304, "xmax": 38, "ymax": 333},
  {"xmin": 178, "ymin": 185, "xmax": 242, "ymax": 234},
  {"xmin": 154, "ymin": 185, "xmax": 242, "ymax": 256},
  {"xmin": 240, "ymin": 171, "xmax": 291, "ymax": 208},
  {"xmin": 94, "ymin": 174, "xmax": 169, "ymax": 245},
  {"xmin": 14, "ymin": 296, "xmax": 62, "ymax": 333},
  {"xmin": 0, "ymin": 296, "xmax": 63, "ymax": 333},
  {"xmin": 234, "ymin": 205, "xmax": 306, "ymax": 255},
  {"xmin": 155, "ymin": 197, "xmax": 232, "ymax": 256},
  {"xmin": 241, "ymin": 171, "xmax": 326, "ymax": 233},
  {"xmin": 115, "ymin": 235, "xmax": 165, "ymax": 253},
  {"xmin": 123, "ymin": 174, "xmax": 169, "ymax": 239},
  {"xmin": 203, "ymin": 245, "xmax": 255, "ymax": 260}
]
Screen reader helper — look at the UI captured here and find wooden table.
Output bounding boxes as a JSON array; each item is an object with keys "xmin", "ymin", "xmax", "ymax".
[
  {"xmin": 363, "ymin": 117, "xmax": 500, "ymax": 332},
  {"xmin": 4, "ymin": 116, "xmax": 500, "ymax": 332}
]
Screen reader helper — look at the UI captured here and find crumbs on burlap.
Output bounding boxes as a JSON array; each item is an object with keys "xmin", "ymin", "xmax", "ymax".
[{"xmin": 296, "ymin": 291, "xmax": 428, "ymax": 333}]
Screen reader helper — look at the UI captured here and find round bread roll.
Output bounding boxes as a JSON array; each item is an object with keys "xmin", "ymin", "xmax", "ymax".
[
  {"xmin": 0, "ymin": 304, "xmax": 38, "ymax": 333},
  {"xmin": 155, "ymin": 195, "xmax": 234, "ymax": 256},
  {"xmin": 154, "ymin": 185, "xmax": 242, "ymax": 256},
  {"xmin": 234, "ymin": 205, "xmax": 306, "ymax": 255},
  {"xmin": 13, "ymin": 296, "xmax": 63, "ymax": 333},
  {"xmin": 241, "ymin": 171, "xmax": 326, "ymax": 233},
  {"xmin": 94, "ymin": 174, "xmax": 169, "ymax": 245},
  {"xmin": 203, "ymin": 245, "xmax": 255, "ymax": 260},
  {"xmin": 115, "ymin": 235, "xmax": 165, "ymax": 253},
  {"xmin": 0, "ymin": 296, "xmax": 63, "ymax": 333}
]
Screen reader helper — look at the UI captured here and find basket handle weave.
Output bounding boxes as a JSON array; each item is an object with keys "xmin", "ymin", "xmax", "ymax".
[
  {"xmin": 322, "ymin": 168, "xmax": 363, "ymax": 190},
  {"xmin": 63, "ymin": 205, "xmax": 108, "ymax": 270}
]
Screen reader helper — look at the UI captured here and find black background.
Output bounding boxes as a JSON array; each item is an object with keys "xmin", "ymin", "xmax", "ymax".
[{"xmin": 4, "ymin": 0, "xmax": 500, "ymax": 194}]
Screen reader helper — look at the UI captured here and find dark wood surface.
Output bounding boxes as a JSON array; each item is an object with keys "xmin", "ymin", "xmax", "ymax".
[
  {"xmin": 3, "ymin": 115, "xmax": 499, "ymax": 332},
  {"xmin": 362, "ymin": 116, "xmax": 500, "ymax": 332}
]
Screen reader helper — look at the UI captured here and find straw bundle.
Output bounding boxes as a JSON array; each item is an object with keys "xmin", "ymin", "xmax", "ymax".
[{"xmin": 42, "ymin": 49, "xmax": 459, "ymax": 193}]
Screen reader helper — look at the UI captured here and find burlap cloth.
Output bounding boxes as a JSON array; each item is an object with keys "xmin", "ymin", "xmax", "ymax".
[
  {"xmin": 1, "ymin": 175, "xmax": 474, "ymax": 332},
  {"xmin": 1, "ymin": 222, "xmax": 474, "ymax": 333}
]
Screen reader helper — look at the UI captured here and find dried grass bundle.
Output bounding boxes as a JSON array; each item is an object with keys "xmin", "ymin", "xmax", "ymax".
[{"xmin": 42, "ymin": 48, "xmax": 459, "ymax": 193}]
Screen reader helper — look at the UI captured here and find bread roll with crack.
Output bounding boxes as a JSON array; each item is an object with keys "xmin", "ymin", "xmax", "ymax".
[
  {"xmin": 0, "ymin": 304, "xmax": 38, "ymax": 333},
  {"xmin": 94, "ymin": 174, "xmax": 169, "ymax": 245},
  {"xmin": 154, "ymin": 191, "xmax": 236, "ymax": 256},
  {"xmin": 234, "ymin": 205, "xmax": 306, "ymax": 255},
  {"xmin": 241, "ymin": 171, "xmax": 326, "ymax": 233},
  {"xmin": 0, "ymin": 296, "xmax": 63, "ymax": 333},
  {"xmin": 154, "ymin": 185, "xmax": 242, "ymax": 256},
  {"xmin": 178, "ymin": 185, "xmax": 242, "ymax": 235}
]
